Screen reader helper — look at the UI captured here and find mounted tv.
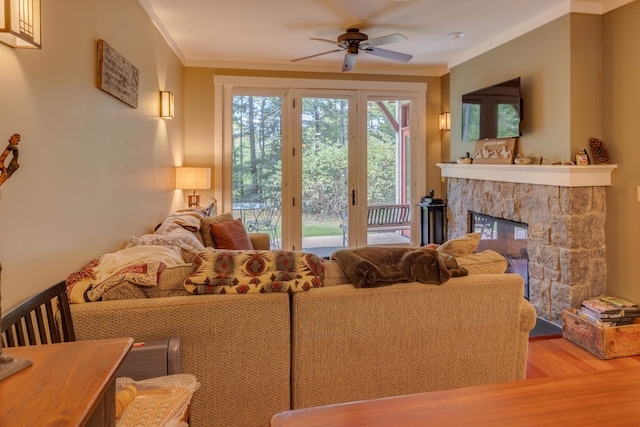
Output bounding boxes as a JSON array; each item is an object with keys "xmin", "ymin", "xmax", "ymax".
[{"xmin": 461, "ymin": 77, "xmax": 522, "ymax": 142}]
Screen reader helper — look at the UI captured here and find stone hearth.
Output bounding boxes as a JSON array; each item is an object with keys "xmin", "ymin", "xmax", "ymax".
[{"xmin": 438, "ymin": 164, "xmax": 617, "ymax": 325}]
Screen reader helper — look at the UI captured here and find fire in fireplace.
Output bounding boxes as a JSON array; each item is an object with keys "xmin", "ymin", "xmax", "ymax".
[{"xmin": 469, "ymin": 212, "xmax": 529, "ymax": 299}]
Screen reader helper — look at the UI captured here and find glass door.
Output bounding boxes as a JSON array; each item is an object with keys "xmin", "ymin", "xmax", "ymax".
[
  {"xmin": 230, "ymin": 94, "xmax": 283, "ymax": 248},
  {"xmin": 218, "ymin": 77, "xmax": 426, "ymax": 254},
  {"xmin": 365, "ymin": 99, "xmax": 413, "ymax": 246},
  {"xmin": 299, "ymin": 95, "xmax": 354, "ymax": 257}
]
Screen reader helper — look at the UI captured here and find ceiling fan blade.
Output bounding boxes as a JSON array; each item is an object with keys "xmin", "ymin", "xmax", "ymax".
[
  {"xmin": 342, "ymin": 53, "xmax": 357, "ymax": 72},
  {"xmin": 292, "ymin": 49, "xmax": 343, "ymax": 62},
  {"xmin": 361, "ymin": 33, "xmax": 407, "ymax": 48},
  {"xmin": 363, "ymin": 47, "xmax": 412, "ymax": 63},
  {"xmin": 309, "ymin": 37, "xmax": 340, "ymax": 45}
]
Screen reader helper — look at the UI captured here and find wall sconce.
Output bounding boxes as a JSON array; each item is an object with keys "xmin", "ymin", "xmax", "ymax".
[
  {"xmin": 439, "ymin": 112, "xmax": 451, "ymax": 132},
  {"xmin": 160, "ymin": 91, "xmax": 174, "ymax": 119},
  {"xmin": 0, "ymin": 0, "xmax": 41, "ymax": 49},
  {"xmin": 176, "ymin": 167, "xmax": 211, "ymax": 207}
]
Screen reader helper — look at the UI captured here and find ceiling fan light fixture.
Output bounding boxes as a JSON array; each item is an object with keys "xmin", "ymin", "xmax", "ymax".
[{"xmin": 447, "ymin": 32, "xmax": 465, "ymax": 40}]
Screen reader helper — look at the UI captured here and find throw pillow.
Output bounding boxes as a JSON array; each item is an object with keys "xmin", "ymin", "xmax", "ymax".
[
  {"xmin": 455, "ymin": 250, "xmax": 508, "ymax": 275},
  {"xmin": 184, "ymin": 249, "xmax": 324, "ymax": 294},
  {"xmin": 436, "ymin": 232, "xmax": 481, "ymax": 257},
  {"xmin": 201, "ymin": 212, "xmax": 235, "ymax": 247},
  {"xmin": 210, "ymin": 218, "xmax": 254, "ymax": 250}
]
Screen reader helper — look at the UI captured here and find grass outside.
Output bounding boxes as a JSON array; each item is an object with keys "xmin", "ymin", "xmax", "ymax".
[{"xmin": 302, "ymin": 217, "xmax": 342, "ymax": 237}]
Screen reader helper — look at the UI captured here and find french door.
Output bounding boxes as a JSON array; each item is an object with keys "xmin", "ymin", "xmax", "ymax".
[
  {"xmin": 294, "ymin": 92, "xmax": 355, "ymax": 256},
  {"xmin": 217, "ymin": 77, "xmax": 426, "ymax": 254}
]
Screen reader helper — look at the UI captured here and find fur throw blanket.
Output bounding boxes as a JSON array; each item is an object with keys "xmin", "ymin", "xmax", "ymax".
[{"xmin": 331, "ymin": 246, "xmax": 468, "ymax": 288}]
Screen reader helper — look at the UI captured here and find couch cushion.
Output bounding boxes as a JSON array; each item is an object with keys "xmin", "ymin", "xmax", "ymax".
[
  {"xmin": 456, "ymin": 250, "xmax": 508, "ymax": 275},
  {"xmin": 436, "ymin": 233, "xmax": 481, "ymax": 257},
  {"xmin": 200, "ymin": 212, "xmax": 234, "ymax": 247},
  {"xmin": 143, "ymin": 264, "xmax": 193, "ymax": 298},
  {"xmin": 210, "ymin": 218, "xmax": 254, "ymax": 250},
  {"xmin": 101, "ymin": 282, "xmax": 148, "ymax": 300},
  {"xmin": 99, "ymin": 264, "xmax": 195, "ymax": 301},
  {"xmin": 323, "ymin": 260, "xmax": 351, "ymax": 287}
]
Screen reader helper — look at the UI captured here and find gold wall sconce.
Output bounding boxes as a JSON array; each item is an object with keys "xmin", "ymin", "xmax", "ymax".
[
  {"xmin": 0, "ymin": 0, "xmax": 41, "ymax": 49},
  {"xmin": 439, "ymin": 112, "xmax": 451, "ymax": 131},
  {"xmin": 160, "ymin": 91, "xmax": 174, "ymax": 119},
  {"xmin": 176, "ymin": 167, "xmax": 211, "ymax": 207}
]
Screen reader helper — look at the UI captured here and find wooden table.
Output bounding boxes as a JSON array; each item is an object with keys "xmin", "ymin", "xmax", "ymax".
[
  {"xmin": 0, "ymin": 337, "xmax": 133, "ymax": 426},
  {"xmin": 273, "ymin": 342, "xmax": 640, "ymax": 426}
]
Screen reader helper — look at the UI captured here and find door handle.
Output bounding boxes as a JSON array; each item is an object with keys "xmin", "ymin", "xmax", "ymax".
[{"xmin": 351, "ymin": 189, "xmax": 356, "ymax": 206}]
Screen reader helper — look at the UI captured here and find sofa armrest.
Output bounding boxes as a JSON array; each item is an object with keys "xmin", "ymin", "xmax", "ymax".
[{"xmin": 249, "ymin": 232, "xmax": 270, "ymax": 250}]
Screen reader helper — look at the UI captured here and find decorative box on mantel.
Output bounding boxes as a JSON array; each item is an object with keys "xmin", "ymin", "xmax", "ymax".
[
  {"xmin": 437, "ymin": 162, "xmax": 617, "ymax": 324},
  {"xmin": 437, "ymin": 163, "xmax": 617, "ymax": 187}
]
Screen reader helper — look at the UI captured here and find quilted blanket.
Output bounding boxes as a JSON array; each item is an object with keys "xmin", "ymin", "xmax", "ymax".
[
  {"xmin": 331, "ymin": 246, "xmax": 468, "ymax": 288},
  {"xmin": 66, "ymin": 245, "xmax": 187, "ymax": 303},
  {"xmin": 183, "ymin": 249, "xmax": 325, "ymax": 294}
]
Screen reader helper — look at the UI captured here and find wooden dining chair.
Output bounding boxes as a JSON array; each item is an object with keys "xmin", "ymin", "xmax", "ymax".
[{"xmin": 1, "ymin": 280, "xmax": 75, "ymax": 348}]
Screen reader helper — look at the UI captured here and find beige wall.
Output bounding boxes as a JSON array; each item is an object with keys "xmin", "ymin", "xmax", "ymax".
[
  {"xmin": 448, "ymin": 9, "xmax": 638, "ymax": 301},
  {"xmin": 450, "ymin": 15, "xmax": 577, "ymax": 163},
  {"xmin": 602, "ymin": 1, "xmax": 640, "ymax": 301},
  {"xmin": 183, "ymin": 68, "xmax": 443, "ymax": 208},
  {"xmin": 0, "ymin": 0, "xmax": 185, "ymax": 310}
]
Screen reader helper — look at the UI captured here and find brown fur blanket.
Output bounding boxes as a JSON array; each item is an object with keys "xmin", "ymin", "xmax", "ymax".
[{"xmin": 331, "ymin": 246, "xmax": 468, "ymax": 288}]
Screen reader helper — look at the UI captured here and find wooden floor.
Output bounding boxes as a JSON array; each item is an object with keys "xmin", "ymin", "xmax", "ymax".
[{"xmin": 527, "ymin": 337, "xmax": 640, "ymax": 379}]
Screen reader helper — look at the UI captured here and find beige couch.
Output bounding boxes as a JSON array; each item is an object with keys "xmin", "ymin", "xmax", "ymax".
[{"xmin": 70, "ymin": 248, "xmax": 536, "ymax": 427}]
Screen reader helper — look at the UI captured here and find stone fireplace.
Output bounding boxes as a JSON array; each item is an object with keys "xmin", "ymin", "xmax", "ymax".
[{"xmin": 438, "ymin": 163, "xmax": 617, "ymax": 324}]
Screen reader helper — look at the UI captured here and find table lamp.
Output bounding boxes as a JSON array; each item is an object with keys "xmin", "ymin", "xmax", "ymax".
[{"xmin": 176, "ymin": 167, "xmax": 211, "ymax": 207}]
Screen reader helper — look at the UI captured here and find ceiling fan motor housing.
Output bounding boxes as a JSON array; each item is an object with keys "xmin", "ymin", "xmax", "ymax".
[{"xmin": 338, "ymin": 28, "xmax": 368, "ymax": 44}]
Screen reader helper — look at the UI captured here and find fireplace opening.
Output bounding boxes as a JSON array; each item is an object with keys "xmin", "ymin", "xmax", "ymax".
[{"xmin": 469, "ymin": 212, "xmax": 529, "ymax": 299}]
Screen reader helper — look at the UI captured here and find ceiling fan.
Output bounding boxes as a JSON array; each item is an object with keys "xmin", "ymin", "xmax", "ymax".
[{"xmin": 292, "ymin": 28, "xmax": 413, "ymax": 72}]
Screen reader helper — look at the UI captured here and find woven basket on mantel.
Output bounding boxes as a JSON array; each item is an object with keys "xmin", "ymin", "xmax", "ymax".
[{"xmin": 589, "ymin": 137, "xmax": 611, "ymax": 165}]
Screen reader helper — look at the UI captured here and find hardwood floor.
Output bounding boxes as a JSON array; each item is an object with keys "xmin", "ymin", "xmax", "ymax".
[{"xmin": 527, "ymin": 337, "xmax": 640, "ymax": 379}]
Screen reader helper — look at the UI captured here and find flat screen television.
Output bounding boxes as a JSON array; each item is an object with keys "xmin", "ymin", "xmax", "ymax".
[{"xmin": 461, "ymin": 77, "xmax": 522, "ymax": 142}]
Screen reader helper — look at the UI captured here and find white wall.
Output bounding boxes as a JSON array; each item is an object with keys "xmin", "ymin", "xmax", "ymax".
[{"xmin": 0, "ymin": 0, "xmax": 185, "ymax": 310}]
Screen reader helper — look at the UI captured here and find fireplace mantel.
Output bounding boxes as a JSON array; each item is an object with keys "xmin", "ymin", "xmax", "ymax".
[{"xmin": 437, "ymin": 163, "xmax": 617, "ymax": 187}]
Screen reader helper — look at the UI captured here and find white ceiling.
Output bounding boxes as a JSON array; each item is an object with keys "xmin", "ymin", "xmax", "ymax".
[{"xmin": 137, "ymin": 0, "xmax": 633, "ymax": 75}]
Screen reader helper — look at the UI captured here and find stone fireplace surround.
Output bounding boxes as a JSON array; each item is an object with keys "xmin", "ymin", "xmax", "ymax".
[{"xmin": 438, "ymin": 163, "xmax": 617, "ymax": 324}]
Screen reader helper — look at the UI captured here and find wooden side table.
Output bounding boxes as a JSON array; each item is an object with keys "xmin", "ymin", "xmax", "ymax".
[{"xmin": 0, "ymin": 337, "xmax": 133, "ymax": 426}]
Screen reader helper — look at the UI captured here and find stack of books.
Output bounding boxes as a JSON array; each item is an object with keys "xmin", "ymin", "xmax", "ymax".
[{"xmin": 576, "ymin": 296, "xmax": 640, "ymax": 327}]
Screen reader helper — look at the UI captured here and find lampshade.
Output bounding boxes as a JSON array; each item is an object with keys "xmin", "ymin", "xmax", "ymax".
[
  {"xmin": 176, "ymin": 167, "xmax": 211, "ymax": 190},
  {"xmin": 160, "ymin": 91, "xmax": 174, "ymax": 119},
  {"xmin": 439, "ymin": 112, "xmax": 451, "ymax": 131},
  {"xmin": 176, "ymin": 167, "xmax": 211, "ymax": 207},
  {"xmin": 0, "ymin": 0, "xmax": 41, "ymax": 49}
]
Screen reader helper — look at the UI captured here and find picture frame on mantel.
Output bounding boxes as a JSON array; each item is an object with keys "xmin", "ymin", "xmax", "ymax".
[{"xmin": 472, "ymin": 138, "xmax": 516, "ymax": 164}]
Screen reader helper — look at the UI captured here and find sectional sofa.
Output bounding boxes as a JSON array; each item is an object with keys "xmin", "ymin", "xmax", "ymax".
[{"xmin": 66, "ymin": 210, "xmax": 536, "ymax": 427}]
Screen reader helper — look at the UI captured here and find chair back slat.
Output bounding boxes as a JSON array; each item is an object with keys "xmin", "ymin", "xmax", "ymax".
[
  {"xmin": 44, "ymin": 300, "xmax": 62, "ymax": 343},
  {"xmin": 23, "ymin": 312, "xmax": 37, "ymax": 345},
  {"xmin": 1, "ymin": 281, "xmax": 75, "ymax": 348}
]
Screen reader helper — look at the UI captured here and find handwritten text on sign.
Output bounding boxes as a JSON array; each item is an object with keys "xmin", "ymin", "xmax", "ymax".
[{"xmin": 97, "ymin": 39, "xmax": 139, "ymax": 108}]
